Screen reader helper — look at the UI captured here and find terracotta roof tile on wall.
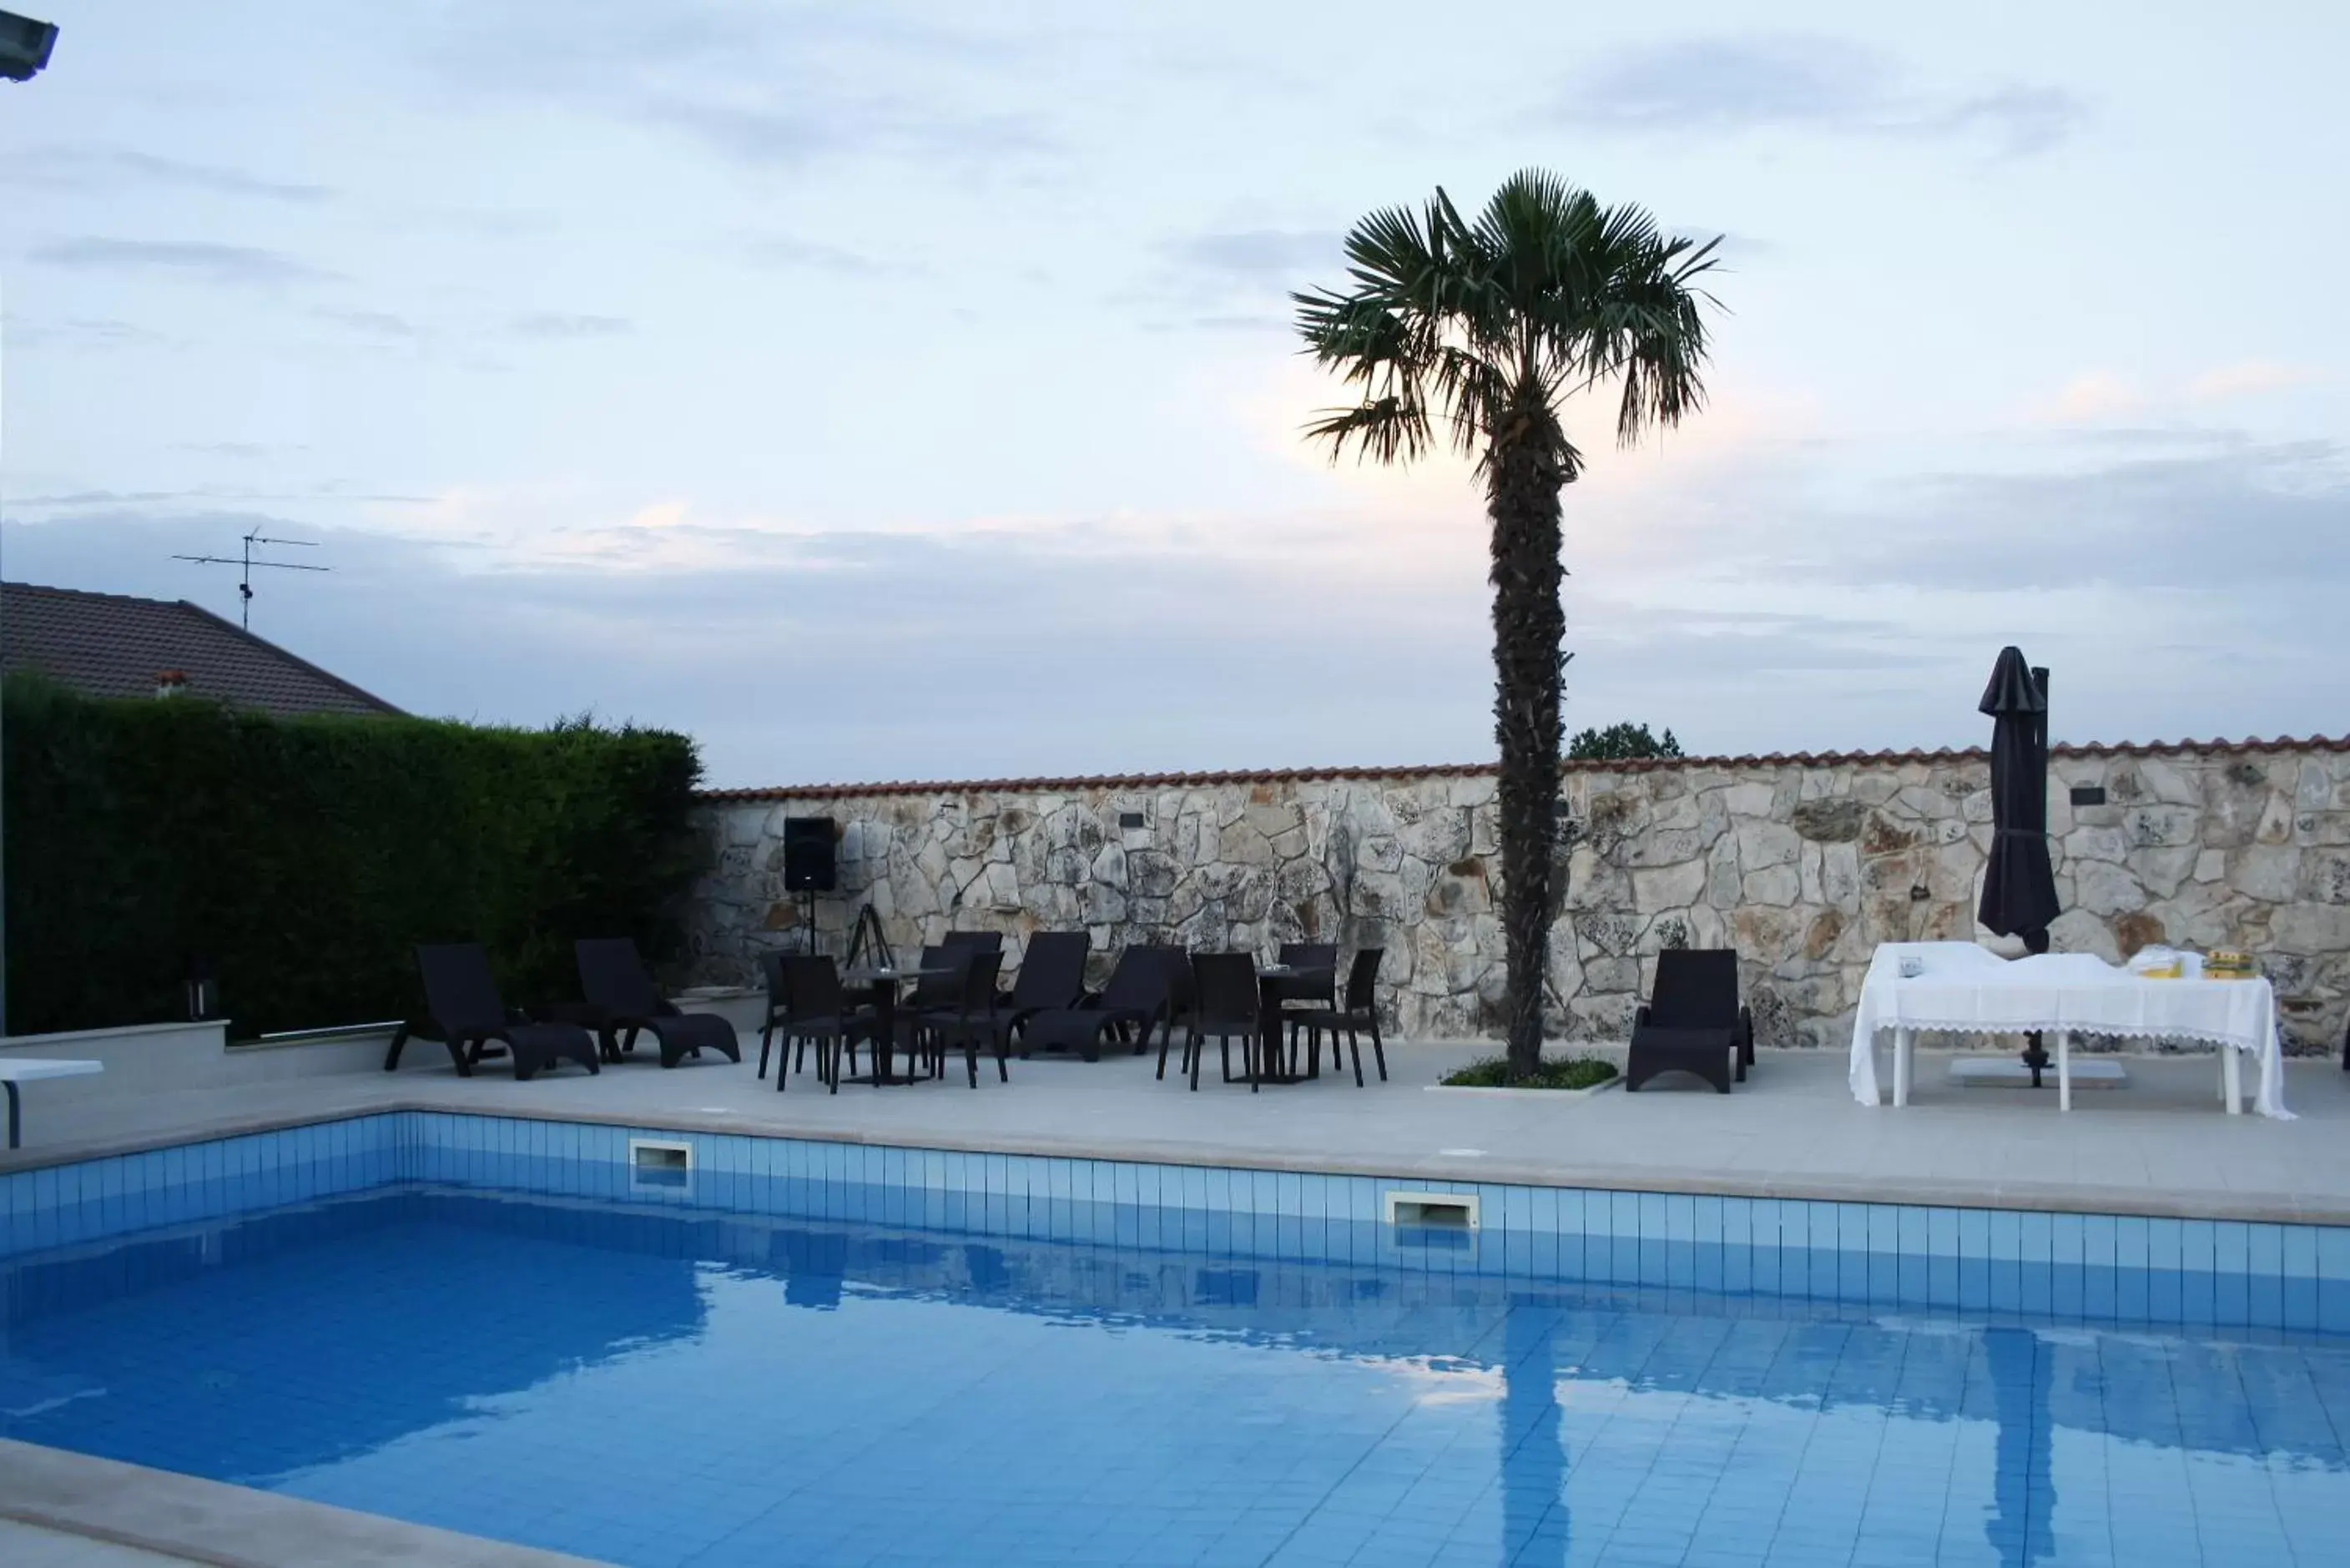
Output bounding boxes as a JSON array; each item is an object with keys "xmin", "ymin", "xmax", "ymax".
[
  {"xmin": 698, "ymin": 733, "xmax": 2350, "ymax": 802},
  {"xmin": 1, "ymin": 582, "xmax": 403, "ymax": 718}
]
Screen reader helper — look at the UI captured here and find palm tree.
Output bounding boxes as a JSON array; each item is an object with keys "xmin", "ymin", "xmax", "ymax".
[{"xmin": 1294, "ymin": 169, "xmax": 1717, "ymax": 1079}]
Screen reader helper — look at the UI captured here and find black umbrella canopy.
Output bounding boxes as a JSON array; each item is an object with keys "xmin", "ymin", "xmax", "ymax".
[{"xmin": 1976, "ymin": 646, "xmax": 2060, "ymax": 941}]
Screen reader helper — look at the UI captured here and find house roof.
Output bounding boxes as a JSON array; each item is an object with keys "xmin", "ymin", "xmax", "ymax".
[
  {"xmin": 1, "ymin": 582, "xmax": 403, "ymax": 718},
  {"xmin": 697, "ymin": 733, "xmax": 2350, "ymax": 801}
]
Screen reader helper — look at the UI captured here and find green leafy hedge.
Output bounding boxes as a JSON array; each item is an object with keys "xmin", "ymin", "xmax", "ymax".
[{"xmin": 3, "ymin": 677, "xmax": 704, "ymax": 1039}]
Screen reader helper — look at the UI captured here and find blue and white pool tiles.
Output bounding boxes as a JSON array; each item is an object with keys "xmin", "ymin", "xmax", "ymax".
[{"xmin": 3, "ymin": 1110, "xmax": 2347, "ymax": 1333}]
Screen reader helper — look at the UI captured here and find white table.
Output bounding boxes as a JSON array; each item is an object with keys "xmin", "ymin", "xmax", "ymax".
[
  {"xmin": 1848, "ymin": 942, "xmax": 2292, "ymax": 1118},
  {"xmin": 0, "ymin": 1058, "xmax": 103, "ymax": 1148}
]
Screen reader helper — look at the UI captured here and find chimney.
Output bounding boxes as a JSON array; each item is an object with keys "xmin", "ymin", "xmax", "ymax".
[{"xmin": 154, "ymin": 669, "xmax": 189, "ymax": 698}]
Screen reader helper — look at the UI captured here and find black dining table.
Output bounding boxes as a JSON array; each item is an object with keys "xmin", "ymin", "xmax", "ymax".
[
  {"xmin": 1253, "ymin": 963, "xmax": 1336, "ymax": 1085},
  {"xmin": 837, "ymin": 966, "xmax": 958, "ymax": 1085}
]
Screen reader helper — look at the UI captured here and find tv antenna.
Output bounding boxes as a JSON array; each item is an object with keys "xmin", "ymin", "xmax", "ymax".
[{"xmin": 173, "ymin": 529, "xmax": 329, "ymax": 628}]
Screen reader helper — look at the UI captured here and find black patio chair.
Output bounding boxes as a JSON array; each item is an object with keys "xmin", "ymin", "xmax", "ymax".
[
  {"xmin": 1295, "ymin": 948, "xmax": 1388, "ymax": 1087},
  {"xmin": 756, "ymin": 950, "xmax": 792, "ymax": 1078},
  {"xmin": 1133, "ymin": 943, "xmax": 1197, "ymax": 1062},
  {"xmin": 905, "ymin": 950, "xmax": 1006, "ymax": 1087},
  {"xmin": 778, "ymin": 954, "xmax": 881, "ymax": 1093},
  {"xmin": 1623, "ymin": 948, "xmax": 1752, "ymax": 1095},
  {"xmin": 1273, "ymin": 940, "xmax": 1338, "ymax": 1070},
  {"xmin": 1025, "ymin": 945, "xmax": 1168, "ymax": 1062},
  {"xmin": 1176, "ymin": 951, "xmax": 1266, "ymax": 1092},
  {"xmin": 386, "ymin": 943, "xmax": 601, "ymax": 1081},
  {"xmin": 1000, "ymin": 931, "xmax": 1091, "ymax": 1047},
  {"xmin": 576, "ymin": 937, "xmax": 743, "ymax": 1070},
  {"xmin": 901, "ymin": 944, "xmax": 963, "ymax": 1016}
]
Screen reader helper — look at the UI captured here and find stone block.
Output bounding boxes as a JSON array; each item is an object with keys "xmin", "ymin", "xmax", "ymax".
[
  {"xmin": 2125, "ymin": 806, "xmax": 2198, "ymax": 848},
  {"xmin": 1789, "ymin": 798, "xmax": 1867, "ymax": 842},
  {"xmin": 2226, "ymin": 845, "xmax": 2302, "ymax": 903},
  {"xmin": 2301, "ymin": 850, "xmax": 2350, "ymax": 905},
  {"xmin": 2274, "ymin": 905, "xmax": 2350, "ymax": 955},
  {"xmin": 1737, "ymin": 819, "xmax": 1803, "ymax": 872},
  {"xmin": 2067, "ymin": 825, "xmax": 2127, "ymax": 863},
  {"xmin": 1633, "ymin": 858, "xmax": 1707, "ymax": 913},
  {"xmin": 2129, "ymin": 844, "xmax": 2199, "ymax": 899},
  {"xmin": 2072, "ymin": 859, "xmax": 2147, "ymax": 917},
  {"xmin": 1742, "ymin": 865, "xmax": 1801, "ymax": 906}
]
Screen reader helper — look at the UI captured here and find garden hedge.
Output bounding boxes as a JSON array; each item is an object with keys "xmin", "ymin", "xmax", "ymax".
[{"xmin": 2, "ymin": 677, "xmax": 705, "ymax": 1039}]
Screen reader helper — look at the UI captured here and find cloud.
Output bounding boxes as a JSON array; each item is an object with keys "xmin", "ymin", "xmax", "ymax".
[
  {"xmin": 507, "ymin": 311, "xmax": 632, "ymax": 340},
  {"xmin": 7, "ymin": 316, "xmax": 172, "ymax": 350},
  {"xmin": 2022, "ymin": 371, "xmax": 2145, "ymax": 425},
  {"xmin": 1164, "ymin": 229, "xmax": 1343, "ymax": 285},
  {"xmin": 315, "ymin": 306, "xmax": 430, "ymax": 340},
  {"xmin": 4, "ymin": 145, "xmax": 333, "ymax": 203},
  {"xmin": 742, "ymin": 234, "xmax": 916, "ymax": 278},
  {"xmin": 10, "ymin": 416, "xmax": 2347, "ymax": 784},
  {"xmin": 2022, "ymin": 362, "xmax": 2328, "ymax": 425},
  {"xmin": 421, "ymin": 2, "xmax": 1057, "ymax": 172},
  {"xmin": 28, "ymin": 236, "xmax": 335, "ymax": 288},
  {"xmin": 1559, "ymin": 33, "xmax": 2089, "ymax": 156},
  {"xmin": 2191, "ymin": 360, "xmax": 2325, "ymax": 401}
]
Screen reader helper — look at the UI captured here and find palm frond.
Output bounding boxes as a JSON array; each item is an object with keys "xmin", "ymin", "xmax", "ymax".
[{"xmin": 1294, "ymin": 167, "xmax": 1717, "ymax": 466}]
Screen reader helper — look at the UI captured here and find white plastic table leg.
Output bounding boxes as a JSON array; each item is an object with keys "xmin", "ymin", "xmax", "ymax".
[
  {"xmin": 2056, "ymin": 1031, "xmax": 2072, "ymax": 1112},
  {"xmin": 1894, "ymin": 1028, "xmax": 1913, "ymax": 1107},
  {"xmin": 2221, "ymin": 1044, "xmax": 2243, "ymax": 1115}
]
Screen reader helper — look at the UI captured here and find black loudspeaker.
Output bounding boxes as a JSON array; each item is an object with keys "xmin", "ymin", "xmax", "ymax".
[{"xmin": 783, "ymin": 816, "xmax": 836, "ymax": 892}]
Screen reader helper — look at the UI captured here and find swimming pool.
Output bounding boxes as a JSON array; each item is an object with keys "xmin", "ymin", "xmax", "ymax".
[{"xmin": 4, "ymin": 1115, "xmax": 2348, "ymax": 1567}]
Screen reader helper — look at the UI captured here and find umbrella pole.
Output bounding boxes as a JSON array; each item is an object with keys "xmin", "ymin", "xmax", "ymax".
[
  {"xmin": 2019, "ymin": 665, "xmax": 2053, "ymax": 1088},
  {"xmin": 2020, "ymin": 928, "xmax": 2052, "ymax": 1085}
]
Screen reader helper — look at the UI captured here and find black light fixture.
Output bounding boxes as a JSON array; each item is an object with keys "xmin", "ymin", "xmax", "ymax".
[
  {"xmin": 185, "ymin": 957, "xmax": 219, "ymax": 1022},
  {"xmin": 0, "ymin": 10, "xmax": 58, "ymax": 83}
]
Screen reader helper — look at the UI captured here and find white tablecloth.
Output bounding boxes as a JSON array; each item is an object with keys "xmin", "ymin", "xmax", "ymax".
[{"xmin": 1848, "ymin": 941, "xmax": 2292, "ymax": 1118}]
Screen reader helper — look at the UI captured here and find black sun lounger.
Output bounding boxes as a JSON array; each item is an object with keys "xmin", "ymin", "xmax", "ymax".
[
  {"xmin": 576, "ymin": 937, "xmax": 743, "ymax": 1069},
  {"xmin": 385, "ymin": 943, "xmax": 602, "ymax": 1081},
  {"xmin": 1021, "ymin": 946, "xmax": 1167, "ymax": 1061},
  {"xmin": 1624, "ymin": 948, "xmax": 1752, "ymax": 1094}
]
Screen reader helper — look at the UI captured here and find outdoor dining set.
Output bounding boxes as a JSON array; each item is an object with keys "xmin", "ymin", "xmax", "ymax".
[{"xmin": 754, "ymin": 933, "xmax": 1391, "ymax": 1094}]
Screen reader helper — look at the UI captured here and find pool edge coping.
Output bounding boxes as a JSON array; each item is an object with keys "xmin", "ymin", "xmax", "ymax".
[
  {"xmin": 0, "ymin": 1437, "xmax": 612, "ymax": 1568},
  {"xmin": 4, "ymin": 1095, "xmax": 2346, "ymax": 1228}
]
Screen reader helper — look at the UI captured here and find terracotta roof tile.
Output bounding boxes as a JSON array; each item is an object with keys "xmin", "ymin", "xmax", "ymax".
[
  {"xmin": 698, "ymin": 734, "xmax": 2350, "ymax": 802},
  {"xmin": 2, "ymin": 582, "xmax": 402, "ymax": 718}
]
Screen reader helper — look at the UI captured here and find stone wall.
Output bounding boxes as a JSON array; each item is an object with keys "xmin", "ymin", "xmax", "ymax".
[{"xmin": 687, "ymin": 739, "xmax": 2350, "ymax": 1052}]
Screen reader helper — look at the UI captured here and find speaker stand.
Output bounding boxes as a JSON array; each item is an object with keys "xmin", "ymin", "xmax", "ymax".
[{"xmin": 845, "ymin": 904, "xmax": 892, "ymax": 973}]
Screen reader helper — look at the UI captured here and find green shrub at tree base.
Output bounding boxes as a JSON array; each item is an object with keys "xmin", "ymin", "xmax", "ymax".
[
  {"xmin": 1440, "ymin": 1055, "xmax": 1618, "ymax": 1090},
  {"xmin": 2, "ymin": 677, "xmax": 703, "ymax": 1039}
]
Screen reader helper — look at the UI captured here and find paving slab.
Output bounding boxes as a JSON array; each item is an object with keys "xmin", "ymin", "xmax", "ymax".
[{"xmin": 3, "ymin": 1039, "xmax": 2345, "ymax": 1222}]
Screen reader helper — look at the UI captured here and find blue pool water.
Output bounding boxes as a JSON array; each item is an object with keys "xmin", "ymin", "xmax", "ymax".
[{"xmin": 4, "ymin": 1139, "xmax": 2349, "ymax": 1567}]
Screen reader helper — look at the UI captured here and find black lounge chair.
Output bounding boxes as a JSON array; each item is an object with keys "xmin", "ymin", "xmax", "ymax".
[
  {"xmin": 1026, "ymin": 946, "xmax": 1167, "ymax": 1061},
  {"xmin": 903, "ymin": 950, "xmax": 1006, "ymax": 1087},
  {"xmin": 1172, "ymin": 951, "xmax": 1266, "ymax": 1092},
  {"xmin": 1000, "ymin": 931, "xmax": 1091, "ymax": 1047},
  {"xmin": 940, "ymin": 930, "xmax": 1004, "ymax": 954},
  {"xmin": 1623, "ymin": 948, "xmax": 1752, "ymax": 1095},
  {"xmin": 776, "ymin": 955, "xmax": 881, "ymax": 1093},
  {"xmin": 385, "ymin": 943, "xmax": 601, "ymax": 1081},
  {"xmin": 1296, "ymin": 947, "xmax": 1388, "ymax": 1086},
  {"xmin": 576, "ymin": 937, "xmax": 743, "ymax": 1069}
]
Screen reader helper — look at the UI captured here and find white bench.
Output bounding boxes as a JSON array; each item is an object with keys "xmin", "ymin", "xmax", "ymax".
[{"xmin": 0, "ymin": 1059, "xmax": 103, "ymax": 1148}]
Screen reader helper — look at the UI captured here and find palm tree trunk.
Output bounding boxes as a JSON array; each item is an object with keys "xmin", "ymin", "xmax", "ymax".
[{"xmin": 1486, "ymin": 414, "xmax": 1566, "ymax": 1080}]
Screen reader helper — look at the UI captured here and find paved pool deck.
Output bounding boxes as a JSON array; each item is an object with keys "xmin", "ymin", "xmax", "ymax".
[
  {"xmin": 6, "ymin": 1037, "xmax": 2348, "ymax": 1566},
  {"xmin": 6, "ymin": 1036, "xmax": 2347, "ymax": 1225}
]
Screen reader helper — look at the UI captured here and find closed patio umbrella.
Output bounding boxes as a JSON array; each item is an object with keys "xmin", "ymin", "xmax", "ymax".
[{"xmin": 1978, "ymin": 646, "xmax": 2060, "ymax": 1082}]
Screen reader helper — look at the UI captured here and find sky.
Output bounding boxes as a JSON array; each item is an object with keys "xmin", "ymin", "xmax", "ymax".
[{"xmin": 2, "ymin": 2, "xmax": 2343, "ymax": 789}]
